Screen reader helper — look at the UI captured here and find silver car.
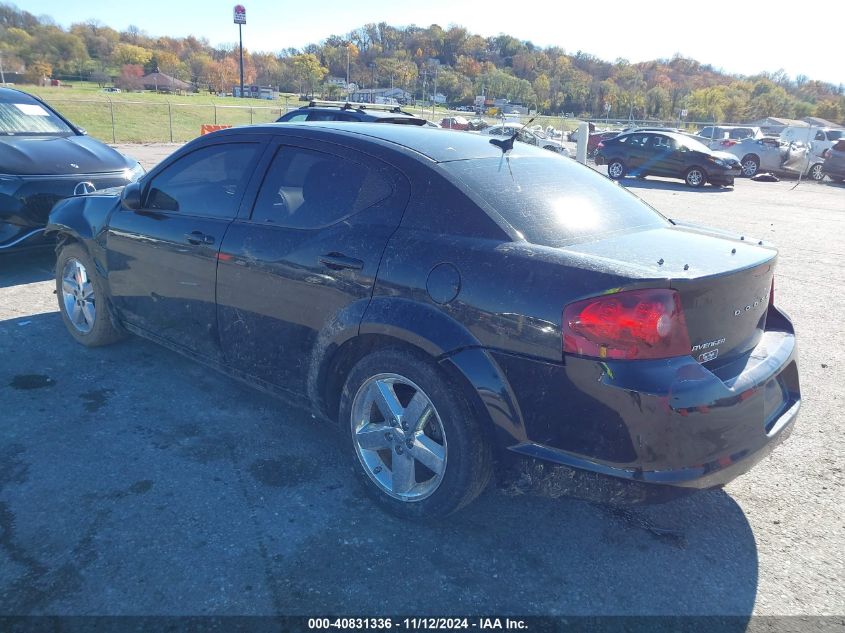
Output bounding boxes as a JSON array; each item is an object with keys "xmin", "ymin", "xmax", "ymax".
[
  {"xmin": 697, "ymin": 126, "xmax": 764, "ymax": 150},
  {"xmin": 724, "ymin": 137, "xmax": 825, "ymax": 181},
  {"xmin": 482, "ymin": 123, "xmax": 571, "ymax": 156}
]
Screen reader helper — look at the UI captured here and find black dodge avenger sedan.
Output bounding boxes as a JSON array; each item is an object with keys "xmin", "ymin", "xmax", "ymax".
[
  {"xmin": 46, "ymin": 123, "xmax": 800, "ymax": 518},
  {"xmin": 0, "ymin": 87, "xmax": 144, "ymax": 251}
]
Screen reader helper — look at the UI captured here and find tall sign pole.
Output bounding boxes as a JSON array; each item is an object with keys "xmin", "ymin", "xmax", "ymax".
[{"xmin": 233, "ymin": 5, "xmax": 246, "ymax": 98}]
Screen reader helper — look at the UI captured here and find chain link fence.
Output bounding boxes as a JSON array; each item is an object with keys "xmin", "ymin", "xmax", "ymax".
[
  {"xmin": 45, "ymin": 98, "xmax": 294, "ymax": 144},
  {"xmin": 41, "ymin": 96, "xmax": 753, "ymax": 145}
]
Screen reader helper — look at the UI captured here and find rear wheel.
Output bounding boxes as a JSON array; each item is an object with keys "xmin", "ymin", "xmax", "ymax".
[
  {"xmin": 809, "ymin": 163, "xmax": 825, "ymax": 181},
  {"xmin": 607, "ymin": 159, "xmax": 626, "ymax": 180},
  {"xmin": 341, "ymin": 348, "xmax": 492, "ymax": 519},
  {"xmin": 55, "ymin": 242, "xmax": 124, "ymax": 347},
  {"xmin": 740, "ymin": 155, "xmax": 760, "ymax": 177},
  {"xmin": 685, "ymin": 166, "xmax": 707, "ymax": 188}
]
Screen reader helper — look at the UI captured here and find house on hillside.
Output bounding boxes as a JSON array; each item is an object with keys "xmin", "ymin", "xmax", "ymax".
[
  {"xmin": 141, "ymin": 71, "xmax": 191, "ymax": 93},
  {"xmin": 749, "ymin": 117, "xmax": 807, "ymax": 135}
]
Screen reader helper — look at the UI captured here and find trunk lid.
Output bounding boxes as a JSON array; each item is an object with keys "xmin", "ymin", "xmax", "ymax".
[{"xmin": 563, "ymin": 225, "xmax": 776, "ymax": 363}]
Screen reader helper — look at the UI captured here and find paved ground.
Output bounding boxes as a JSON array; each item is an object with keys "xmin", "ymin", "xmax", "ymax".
[{"xmin": 1, "ymin": 144, "xmax": 843, "ymax": 617}]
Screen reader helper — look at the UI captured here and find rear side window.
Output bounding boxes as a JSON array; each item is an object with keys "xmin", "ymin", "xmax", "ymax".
[
  {"xmin": 145, "ymin": 143, "xmax": 258, "ymax": 218},
  {"xmin": 442, "ymin": 155, "xmax": 668, "ymax": 247},
  {"xmin": 250, "ymin": 146, "xmax": 392, "ymax": 228}
]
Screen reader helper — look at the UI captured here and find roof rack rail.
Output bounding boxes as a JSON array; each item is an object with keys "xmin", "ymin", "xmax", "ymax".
[{"xmin": 305, "ymin": 99, "xmax": 414, "ymax": 115}]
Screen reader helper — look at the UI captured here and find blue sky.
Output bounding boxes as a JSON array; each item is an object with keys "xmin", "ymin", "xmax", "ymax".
[{"xmin": 23, "ymin": 0, "xmax": 844, "ymax": 85}]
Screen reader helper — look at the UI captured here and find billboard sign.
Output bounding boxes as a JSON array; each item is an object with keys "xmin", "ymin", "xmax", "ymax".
[{"xmin": 233, "ymin": 5, "xmax": 246, "ymax": 24}]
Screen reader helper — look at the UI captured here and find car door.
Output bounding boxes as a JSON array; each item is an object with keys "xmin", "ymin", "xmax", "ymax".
[
  {"xmin": 752, "ymin": 139, "xmax": 777, "ymax": 171},
  {"xmin": 216, "ymin": 138, "xmax": 410, "ymax": 394},
  {"xmin": 106, "ymin": 136, "xmax": 265, "ymax": 360},
  {"xmin": 624, "ymin": 133, "xmax": 652, "ymax": 172},
  {"xmin": 647, "ymin": 134, "xmax": 683, "ymax": 176}
]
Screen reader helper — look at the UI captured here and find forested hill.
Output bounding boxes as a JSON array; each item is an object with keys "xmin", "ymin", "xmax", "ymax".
[{"xmin": 2, "ymin": 3, "xmax": 843, "ymax": 122}]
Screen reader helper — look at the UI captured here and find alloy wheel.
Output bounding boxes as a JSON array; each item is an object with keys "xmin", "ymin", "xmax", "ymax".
[
  {"xmin": 742, "ymin": 159, "xmax": 758, "ymax": 177},
  {"xmin": 61, "ymin": 258, "xmax": 96, "ymax": 334},
  {"xmin": 608, "ymin": 161, "xmax": 624, "ymax": 178},
  {"xmin": 810, "ymin": 164, "xmax": 824, "ymax": 181},
  {"xmin": 687, "ymin": 169, "xmax": 704, "ymax": 187},
  {"xmin": 351, "ymin": 373, "xmax": 447, "ymax": 502}
]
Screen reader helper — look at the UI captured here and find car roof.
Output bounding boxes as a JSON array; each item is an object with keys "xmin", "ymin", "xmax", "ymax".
[{"xmin": 217, "ymin": 121, "xmax": 548, "ymax": 163}]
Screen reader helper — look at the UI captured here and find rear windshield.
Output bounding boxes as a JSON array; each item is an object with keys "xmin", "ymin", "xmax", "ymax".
[{"xmin": 442, "ymin": 155, "xmax": 668, "ymax": 247}]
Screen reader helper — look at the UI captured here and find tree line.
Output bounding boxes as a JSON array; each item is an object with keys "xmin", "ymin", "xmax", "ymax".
[{"xmin": 1, "ymin": 3, "xmax": 843, "ymax": 123}]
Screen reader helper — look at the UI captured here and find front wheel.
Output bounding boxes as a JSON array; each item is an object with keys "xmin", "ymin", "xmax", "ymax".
[
  {"xmin": 341, "ymin": 348, "xmax": 492, "ymax": 519},
  {"xmin": 685, "ymin": 166, "xmax": 707, "ymax": 188},
  {"xmin": 607, "ymin": 159, "xmax": 626, "ymax": 180},
  {"xmin": 809, "ymin": 163, "xmax": 825, "ymax": 181},
  {"xmin": 55, "ymin": 242, "xmax": 125, "ymax": 347}
]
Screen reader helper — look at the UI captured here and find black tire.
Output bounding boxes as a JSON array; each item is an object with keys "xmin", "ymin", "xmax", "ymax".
[
  {"xmin": 684, "ymin": 166, "xmax": 707, "ymax": 188},
  {"xmin": 607, "ymin": 159, "xmax": 626, "ymax": 180},
  {"xmin": 740, "ymin": 155, "xmax": 759, "ymax": 177},
  {"xmin": 55, "ymin": 242, "xmax": 124, "ymax": 347},
  {"xmin": 340, "ymin": 347, "xmax": 493, "ymax": 519},
  {"xmin": 809, "ymin": 163, "xmax": 825, "ymax": 182}
]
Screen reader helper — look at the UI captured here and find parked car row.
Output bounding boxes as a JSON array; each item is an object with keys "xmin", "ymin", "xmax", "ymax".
[{"xmin": 2, "ymin": 84, "xmax": 807, "ymax": 519}]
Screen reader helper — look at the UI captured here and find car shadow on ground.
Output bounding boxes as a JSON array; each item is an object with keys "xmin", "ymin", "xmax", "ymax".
[
  {"xmin": 1, "ymin": 311, "xmax": 758, "ymax": 620},
  {"xmin": 621, "ymin": 177, "xmax": 734, "ymax": 193},
  {"xmin": 0, "ymin": 248, "xmax": 55, "ymax": 289}
]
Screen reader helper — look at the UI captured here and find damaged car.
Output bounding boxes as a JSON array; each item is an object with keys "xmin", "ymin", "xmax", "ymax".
[
  {"xmin": 47, "ymin": 123, "xmax": 800, "ymax": 518},
  {"xmin": 0, "ymin": 87, "xmax": 143, "ymax": 251},
  {"xmin": 725, "ymin": 137, "xmax": 826, "ymax": 180}
]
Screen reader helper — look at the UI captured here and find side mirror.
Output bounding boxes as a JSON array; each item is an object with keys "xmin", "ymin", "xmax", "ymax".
[{"xmin": 121, "ymin": 182, "xmax": 142, "ymax": 210}]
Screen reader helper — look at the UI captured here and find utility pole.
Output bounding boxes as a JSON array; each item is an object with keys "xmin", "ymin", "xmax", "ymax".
[
  {"xmin": 0, "ymin": 53, "xmax": 5, "ymax": 85},
  {"xmin": 346, "ymin": 45, "xmax": 351, "ymax": 99},
  {"xmin": 233, "ymin": 5, "xmax": 246, "ymax": 98}
]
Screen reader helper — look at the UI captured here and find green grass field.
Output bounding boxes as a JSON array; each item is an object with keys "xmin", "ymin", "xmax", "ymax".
[
  {"xmin": 21, "ymin": 82, "xmax": 583, "ymax": 144},
  {"xmin": 24, "ymin": 82, "xmax": 295, "ymax": 143}
]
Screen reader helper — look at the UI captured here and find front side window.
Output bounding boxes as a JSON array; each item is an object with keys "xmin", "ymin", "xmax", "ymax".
[
  {"xmin": 146, "ymin": 143, "xmax": 258, "ymax": 218},
  {"xmin": 251, "ymin": 146, "xmax": 392, "ymax": 228},
  {"xmin": 283, "ymin": 113, "xmax": 308, "ymax": 122}
]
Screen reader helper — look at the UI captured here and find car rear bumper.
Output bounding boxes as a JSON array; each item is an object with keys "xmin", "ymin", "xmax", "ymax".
[{"xmin": 482, "ymin": 306, "xmax": 800, "ymax": 499}]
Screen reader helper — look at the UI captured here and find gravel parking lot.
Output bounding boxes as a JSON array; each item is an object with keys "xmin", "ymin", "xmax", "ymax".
[{"xmin": 1, "ymin": 144, "xmax": 843, "ymax": 618}]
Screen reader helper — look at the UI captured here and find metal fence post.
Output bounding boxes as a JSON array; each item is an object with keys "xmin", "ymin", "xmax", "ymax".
[
  {"xmin": 250, "ymin": 107, "xmax": 253, "ymax": 124},
  {"xmin": 214, "ymin": 104, "xmax": 217, "ymax": 125},
  {"xmin": 167, "ymin": 101, "xmax": 173, "ymax": 142},
  {"xmin": 107, "ymin": 96, "xmax": 116, "ymax": 144}
]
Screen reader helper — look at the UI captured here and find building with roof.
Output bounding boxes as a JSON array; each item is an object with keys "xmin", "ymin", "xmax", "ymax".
[{"xmin": 141, "ymin": 71, "xmax": 191, "ymax": 93}]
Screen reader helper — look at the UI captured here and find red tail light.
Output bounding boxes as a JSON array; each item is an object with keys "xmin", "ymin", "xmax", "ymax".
[{"xmin": 563, "ymin": 289, "xmax": 691, "ymax": 360}]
